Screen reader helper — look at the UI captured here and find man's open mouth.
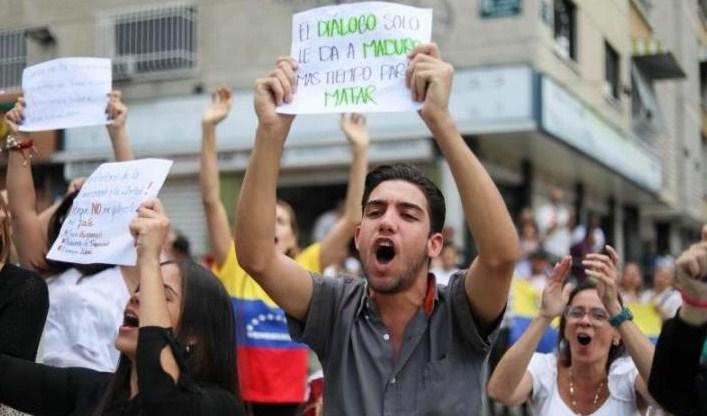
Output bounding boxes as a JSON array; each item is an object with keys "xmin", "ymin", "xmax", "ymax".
[{"xmin": 375, "ymin": 241, "xmax": 396, "ymax": 264}]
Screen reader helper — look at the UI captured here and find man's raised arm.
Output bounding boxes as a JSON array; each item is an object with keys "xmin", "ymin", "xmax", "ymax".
[
  {"xmin": 410, "ymin": 43, "xmax": 519, "ymax": 328},
  {"xmin": 235, "ymin": 57, "xmax": 313, "ymax": 321}
]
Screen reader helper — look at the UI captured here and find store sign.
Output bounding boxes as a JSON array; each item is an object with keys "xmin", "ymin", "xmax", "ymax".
[
  {"xmin": 541, "ymin": 76, "xmax": 662, "ymax": 192},
  {"xmin": 480, "ymin": 0, "xmax": 522, "ymax": 19}
]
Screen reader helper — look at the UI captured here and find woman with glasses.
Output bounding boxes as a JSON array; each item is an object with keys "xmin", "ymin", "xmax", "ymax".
[{"xmin": 488, "ymin": 246, "xmax": 657, "ymax": 415}]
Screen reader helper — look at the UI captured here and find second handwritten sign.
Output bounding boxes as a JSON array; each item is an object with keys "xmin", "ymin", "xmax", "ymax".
[
  {"xmin": 46, "ymin": 158, "xmax": 173, "ymax": 266},
  {"xmin": 20, "ymin": 57, "xmax": 112, "ymax": 132}
]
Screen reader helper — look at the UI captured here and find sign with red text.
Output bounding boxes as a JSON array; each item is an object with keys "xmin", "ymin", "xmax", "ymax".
[
  {"xmin": 47, "ymin": 159, "xmax": 173, "ymax": 266},
  {"xmin": 278, "ymin": 1, "xmax": 432, "ymax": 114}
]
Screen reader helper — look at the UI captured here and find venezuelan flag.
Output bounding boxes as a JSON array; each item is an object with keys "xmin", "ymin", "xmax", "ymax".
[{"xmin": 212, "ymin": 242, "xmax": 321, "ymax": 403}]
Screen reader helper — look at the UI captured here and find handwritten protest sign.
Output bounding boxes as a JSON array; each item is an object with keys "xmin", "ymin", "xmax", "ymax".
[
  {"xmin": 20, "ymin": 57, "xmax": 112, "ymax": 132},
  {"xmin": 278, "ymin": 1, "xmax": 432, "ymax": 114},
  {"xmin": 46, "ymin": 159, "xmax": 173, "ymax": 266}
]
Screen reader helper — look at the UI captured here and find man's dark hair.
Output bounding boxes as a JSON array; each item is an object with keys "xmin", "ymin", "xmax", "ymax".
[{"xmin": 361, "ymin": 164, "xmax": 445, "ymax": 235}]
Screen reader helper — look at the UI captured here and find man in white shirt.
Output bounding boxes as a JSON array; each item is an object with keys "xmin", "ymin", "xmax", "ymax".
[{"xmin": 536, "ymin": 187, "xmax": 571, "ymax": 261}]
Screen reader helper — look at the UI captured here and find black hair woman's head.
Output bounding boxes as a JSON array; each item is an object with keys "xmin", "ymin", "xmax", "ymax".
[
  {"xmin": 558, "ymin": 280, "xmax": 625, "ymax": 370},
  {"xmin": 95, "ymin": 260, "xmax": 237, "ymax": 414},
  {"xmin": 114, "ymin": 260, "xmax": 236, "ymax": 392},
  {"xmin": 275, "ymin": 199, "xmax": 300, "ymax": 258}
]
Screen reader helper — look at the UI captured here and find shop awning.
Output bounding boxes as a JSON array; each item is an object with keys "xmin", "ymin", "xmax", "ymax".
[{"xmin": 631, "ymin": 37, "xmax": 686, "ymax": 80}]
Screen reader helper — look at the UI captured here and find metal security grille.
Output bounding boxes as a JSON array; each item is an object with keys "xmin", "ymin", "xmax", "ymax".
[
  {"xmin": 0, "ymin": 29, "xmax": 27, "ymax": 90},
  {"xmin": 98, "ymin": 3, "xmax": 197, "ymax": 81}
]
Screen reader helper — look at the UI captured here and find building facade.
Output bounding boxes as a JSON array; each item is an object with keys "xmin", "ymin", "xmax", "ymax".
[{"xmin": 0, "ymin": 0, "xmax": 704, "ymax": 264}]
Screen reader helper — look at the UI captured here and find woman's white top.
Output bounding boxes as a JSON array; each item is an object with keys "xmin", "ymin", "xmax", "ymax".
[
  {"xmin": 38, "ymin": 266, "xmax": 130, "ymax": 372},
  {"xmin": 527, "ymin": 353, "xmax": 639, "ymax": 416},
  {"xmin": 0, "ymin": 405, "xmax": 28, "ymax": 416}
]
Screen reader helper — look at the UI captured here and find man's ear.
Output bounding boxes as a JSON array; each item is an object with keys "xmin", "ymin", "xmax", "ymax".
[{"xmin": 427, "ymin": 232, "xmax": 444, "ymax": 258}]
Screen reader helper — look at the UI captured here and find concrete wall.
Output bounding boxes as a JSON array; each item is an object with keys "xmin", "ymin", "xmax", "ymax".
[
  {"xmin": 532, "ymin": 0, "xmax": 631, "ymax": 134},
  {"xmin": 652, "ymin": 0, "xmax": 704, "ymax": 228}
]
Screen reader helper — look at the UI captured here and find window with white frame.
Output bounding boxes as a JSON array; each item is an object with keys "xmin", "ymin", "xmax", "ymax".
[
  {"xmin": 553, "ymin": 0, "xmax": 576, "ymax": 60},
  {"xmin": 0, "ymin": 29, "xmax": 27, "ymax": 90},
  {"xmin": 98, "ymin": 3, "xmax": 197, "ymax": 80}
]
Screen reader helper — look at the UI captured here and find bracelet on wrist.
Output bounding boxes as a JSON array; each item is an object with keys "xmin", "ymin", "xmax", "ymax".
[
  {"xmin": 3, "ymin": 134, "xmax": 38, "ymax": 165},
  {"xmin": 680, "ymin": 290, "xmax": 707, "ymax": 309},
  {"xmin": 608, "ymin": 307, "xmax": 634, "ymax": 327}
]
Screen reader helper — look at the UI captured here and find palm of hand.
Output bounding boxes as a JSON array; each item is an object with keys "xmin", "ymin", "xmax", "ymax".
[
  {"xmin": 343, "ymin": 126, "xmax": 368, "ymax": 145},
  {"xmin": 596, "ymin": 266, "xmax": 619, "ymax": 309},
  {"xmin": 110, "ymin": 110, "xmax": 127, "ymax": 129},
  {"xmin": 5, "ymin": 105, "xmax": 23, "ymax": 133},
  {"xmin": 541, "ymin": 282, "xmax": 566, "ymax": 318},
  {"xmin": 540, "ymin": 256, "xmax": 572, "ymax": 318},
  {"xmin": 204, "ymin": 105, "xmax": 228, "ymax": 124},
  {"xmin": 596, "ymin": 283, "xmax": 614, "ymax": 307},
  {"xmin": 114, "ymin": 112, "xmax": 127, "ymax": 125}
]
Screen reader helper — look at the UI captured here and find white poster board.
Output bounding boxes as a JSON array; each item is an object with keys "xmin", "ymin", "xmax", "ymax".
[
  {"xmin": 278, "ymin": 1, "xmax": 432, "ymax": 114},
  {"xmin": 46, "ymin": 159, "xmax": 173, "ymax": 266},
  {"xmin": 20, "ymin": 57, "xmax": 112, "ymax": 132}
]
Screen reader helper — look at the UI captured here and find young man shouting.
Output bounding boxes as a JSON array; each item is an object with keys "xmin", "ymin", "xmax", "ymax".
[{"xmin": 236, "ymin": 43, "xmax": 519, "ymax": 415}]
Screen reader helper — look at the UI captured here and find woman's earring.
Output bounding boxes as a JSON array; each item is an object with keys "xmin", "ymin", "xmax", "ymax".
[{"xmin": 612, "ymin": 338, "xmax": 620, "ymax": 346}]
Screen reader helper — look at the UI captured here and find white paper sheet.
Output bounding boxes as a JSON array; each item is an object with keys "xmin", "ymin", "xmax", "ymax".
[
  {"xmin": 20, "ymin": 57, "xmax": 112, "ymax": 132},
  {"xmin": 46, "ymin": 158, "xmax": 173, "ymax": 266},
  {"xmin": 278, "ymin": 1, "xmax": 432, "ymax": 114}
]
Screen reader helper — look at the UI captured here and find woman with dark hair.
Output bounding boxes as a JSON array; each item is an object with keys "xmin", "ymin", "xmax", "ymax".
[
  {"xmin": 4, "ymin": 94, "xmax": 140, "ymax": 372},
  {"xmin": 0, "ymin": 197, "xmax": 49, "ymax": 416},
  {"xmin": 0, "ymin": 199, "xmax": 244, "ymax": 415},
  {"xmin": 488, "ymin": 246, "xmax": 656, "ymax": 415},
  {"xmin": 199, "ymin": 88, "xmax": 369, "ymax": 416}
]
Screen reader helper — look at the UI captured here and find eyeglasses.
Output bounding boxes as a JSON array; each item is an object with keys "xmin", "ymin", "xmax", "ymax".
[{"xmin": 564, "ymin": 306, "xmax": 609, "ymax": 323}]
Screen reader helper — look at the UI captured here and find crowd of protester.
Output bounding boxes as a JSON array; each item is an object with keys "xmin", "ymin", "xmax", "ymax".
[{"xmin": 0, "ymin": 43, "xmax": 705, "ymax": 416}]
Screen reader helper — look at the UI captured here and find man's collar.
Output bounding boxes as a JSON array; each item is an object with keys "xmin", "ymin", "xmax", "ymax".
[
  {"xmin": 422, "ymin": 273, "xmax": 438, "ymax": 316},
  {"xmin": 356, "ymin": 273, "xmax": 439, "ymax": 317}
]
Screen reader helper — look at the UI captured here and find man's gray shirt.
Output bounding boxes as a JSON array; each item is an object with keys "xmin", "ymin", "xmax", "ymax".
[{"xmin": 287, "ymin": 271, "xmax": 501, "ymax": 415}]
